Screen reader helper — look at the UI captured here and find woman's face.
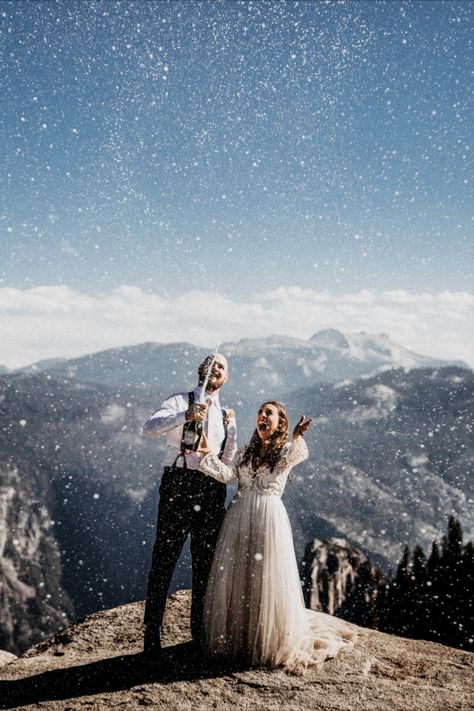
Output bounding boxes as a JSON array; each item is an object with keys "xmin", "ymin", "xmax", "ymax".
[{"xmin": 256, "ymin": 403, "xmax": 280, "ymax": 441}]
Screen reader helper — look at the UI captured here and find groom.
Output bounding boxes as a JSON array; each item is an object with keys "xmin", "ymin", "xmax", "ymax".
[{"xmin": 142, "ymin": 353, "xmax": 237, "ymax": 656}]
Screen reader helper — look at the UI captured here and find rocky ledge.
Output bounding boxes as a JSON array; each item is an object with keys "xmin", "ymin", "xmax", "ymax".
[{"xmin": 0, "ymin": 589, "xmax": 473, "ymax": 710}]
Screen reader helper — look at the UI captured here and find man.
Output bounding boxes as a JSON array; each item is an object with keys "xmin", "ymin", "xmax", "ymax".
[{"xmin": 142, "ymin": 353, "xmax": 237, "ymax": 657}]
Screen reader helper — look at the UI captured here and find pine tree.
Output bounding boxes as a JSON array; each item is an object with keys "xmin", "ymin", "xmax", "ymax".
[
  {"xmin": 375, "ymin": 565, "xmax": 394, "ymax": 634},
  {"xmin": 427, "ymin": 540, "xmax": 440, "ymax": 579},
  {"xmin": 460, "ymin": 541, "xmax": 474, "ymax": 650},
  {"xmin": 392, "ymin": 545, "xmax": 416, "ymax": 636},
  {"xmin": 444, "ymin": 516, "xmax": 463, "ymax": 560},
  {"xmin": 440, "ymin": 516, "xmax": 464, "ymax": 646},
  {"xmin": 411, "ymin": 545, "xmax": 428, "ymax": 639},
  {"xmin": 372, "ymin": 572, "xmax": 388, "ymax": 630},
  {"xmin": 379, "ymin": 518, "xmax": 472, "ymax": 649},
  {"xmin": 426, "ymin": 541, "xmax": 442, "ymax": 642}
]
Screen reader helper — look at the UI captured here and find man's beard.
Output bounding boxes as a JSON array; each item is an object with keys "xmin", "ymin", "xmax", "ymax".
[{"xmin": 200, "ymin": 375, "xmax": 220, "ymax": 391}]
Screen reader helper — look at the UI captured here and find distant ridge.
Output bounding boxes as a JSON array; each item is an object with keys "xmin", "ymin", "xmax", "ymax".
[{"xmin": 16, "ymin": 330, "xmax": 469, "ymax": 400}]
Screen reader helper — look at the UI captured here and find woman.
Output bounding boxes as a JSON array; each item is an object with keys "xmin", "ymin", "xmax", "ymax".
[{"xmin": 198, "ymin": 401, "xmax": 356, "ymax": 674}]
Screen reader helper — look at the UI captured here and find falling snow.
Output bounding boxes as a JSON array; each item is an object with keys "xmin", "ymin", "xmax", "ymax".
[{"xmin": 0, "ymin": 0, "xmax": 472, "ymax": 296}]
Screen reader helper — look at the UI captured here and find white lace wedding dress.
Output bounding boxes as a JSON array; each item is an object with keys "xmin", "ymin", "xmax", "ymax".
[{"xmin": 199, "ymin": 438, "xmax": 356, "ymax": 674}]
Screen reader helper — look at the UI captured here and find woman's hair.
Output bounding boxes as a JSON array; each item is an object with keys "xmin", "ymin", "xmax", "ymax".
[{"xmin": 242, "ymin": 401, "xmax": 289, "ymax": 472}]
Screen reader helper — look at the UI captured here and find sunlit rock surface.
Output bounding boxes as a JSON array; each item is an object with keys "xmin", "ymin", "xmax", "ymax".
[
  {"xmin": 0, "ymin": 652, "xmax": 16, "ymax": 669},
  {"xmin": 0, "ymin": 589, "xmax": 472, "ymax": 711}
]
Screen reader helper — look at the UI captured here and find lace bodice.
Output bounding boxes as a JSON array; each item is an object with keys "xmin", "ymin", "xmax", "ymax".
[{"xmin": 199, "ymin": 438, "xmax": 309, "ymax": 497}]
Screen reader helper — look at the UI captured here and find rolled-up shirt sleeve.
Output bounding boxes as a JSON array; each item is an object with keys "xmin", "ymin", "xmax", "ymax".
[{"xmin": 143, "ymin": 395, "xmax": 187, "ymax": 438}]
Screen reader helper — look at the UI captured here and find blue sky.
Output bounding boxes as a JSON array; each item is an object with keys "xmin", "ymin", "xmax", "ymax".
[{"xmin": 0, "ymin": 1, "xmax": 472, "ymax": 366}]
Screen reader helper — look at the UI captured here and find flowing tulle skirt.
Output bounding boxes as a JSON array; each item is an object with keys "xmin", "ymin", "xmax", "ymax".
[{"xmin": 203, "ymin": 489, "xmax": 356, "ymax": 674}]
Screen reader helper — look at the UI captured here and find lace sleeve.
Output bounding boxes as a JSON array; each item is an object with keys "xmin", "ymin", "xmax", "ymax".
[
  {"xmin": 274, "ymin": 438, "xmax": 309, "ymax": 473},
  {"xmin": 199, "ymin": 446, "xmax": 245, "ymax": 484}
]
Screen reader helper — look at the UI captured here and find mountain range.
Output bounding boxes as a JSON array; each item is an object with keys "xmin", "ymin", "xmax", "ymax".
[{"xmin": 12, "ymin": 329, "xmax": 467, "ymax": 404}]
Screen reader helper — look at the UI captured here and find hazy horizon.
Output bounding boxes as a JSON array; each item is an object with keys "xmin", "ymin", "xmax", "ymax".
[{"xmin": 1, "ymin": 285, "xmax": 472, "ymax": 370}]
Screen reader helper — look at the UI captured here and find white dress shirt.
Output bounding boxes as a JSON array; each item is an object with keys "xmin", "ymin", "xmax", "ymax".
[{"xmin": 143, "ymin": 386, "xmax": 237, "ymax": 470}]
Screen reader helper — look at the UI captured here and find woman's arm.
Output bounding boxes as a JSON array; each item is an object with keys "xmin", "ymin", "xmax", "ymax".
[
  {"xmin": 274, "ymin": 416, "xmax": 312, "ymax": 474},
  {"xmin": 276, "ymin": 436, "xmax": 309, "ymax": 471},
  {"xmin": 198, "ymin": 433, "xmax": 244, "ymax": 483},
  {"xmin": 199, "ymin": 454, "xmax": 238, "ymax": 484},
  {"xmin": 221, "ymin": 411, "xmax": 238, "ymax": 465}
]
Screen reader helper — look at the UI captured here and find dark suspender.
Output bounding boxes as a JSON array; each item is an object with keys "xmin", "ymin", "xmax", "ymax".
[
  {"xmin": 173, "ymin": 392, "xmax": 229, "ymax": 469},
  {"xmin": 218, "ymin": 406, "xmax": 229, "ymax": 460}
]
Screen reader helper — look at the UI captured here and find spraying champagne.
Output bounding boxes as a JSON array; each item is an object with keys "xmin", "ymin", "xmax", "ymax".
[{"xmin": 182, "ymin": 347, "xmax": 220, "ymax": 451}]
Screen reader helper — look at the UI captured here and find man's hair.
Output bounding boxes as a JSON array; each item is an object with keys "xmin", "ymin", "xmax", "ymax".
[
  {"xmin": 242, "ymin": 401, "xmax": 289, "ymax": 473},
  {"xmin": 197, "ymin": 353, "xmax": 228, "ymax": 389}
]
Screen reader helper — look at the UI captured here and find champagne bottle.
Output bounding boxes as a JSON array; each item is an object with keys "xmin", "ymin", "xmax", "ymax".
[
  {"xmin": 181, "ymin": 417, "xmax": 203, "ymax": 451},
  {"xmin": 182, "ymin": 354, "xmax": 215, "ymax": 452}
]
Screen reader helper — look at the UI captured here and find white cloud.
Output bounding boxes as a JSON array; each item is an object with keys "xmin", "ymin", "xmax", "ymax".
[{"xmin": 0, "ymin": 285, "xmax": 472, "ymax": 369}]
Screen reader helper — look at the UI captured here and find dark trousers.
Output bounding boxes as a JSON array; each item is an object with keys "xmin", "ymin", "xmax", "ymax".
[{"xmin": 144, "ymin": 465, "xmax": 226, "ymax": 643}]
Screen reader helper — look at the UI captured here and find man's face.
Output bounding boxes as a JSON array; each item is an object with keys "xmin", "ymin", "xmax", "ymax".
[{"xmin": 198, "ymin": 353, "xmax": 228, "ymax": 391}]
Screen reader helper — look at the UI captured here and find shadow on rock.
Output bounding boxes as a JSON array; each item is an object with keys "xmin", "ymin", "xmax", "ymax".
[{"xmin": 0, "ymin": 642, "xmax": 245, "ymax": 709}]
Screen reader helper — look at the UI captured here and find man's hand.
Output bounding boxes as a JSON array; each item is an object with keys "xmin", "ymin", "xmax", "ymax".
[
  {"xmin": 185, "ymin": 402, "xmax": 208, "ymax": 422},
  {"xmin": 292, "ymin": 415, "xmax": 312, "ymax": 441},
  {"xmin": 197, "ymin": 431, "xmax": 211, "ymax": 457}
]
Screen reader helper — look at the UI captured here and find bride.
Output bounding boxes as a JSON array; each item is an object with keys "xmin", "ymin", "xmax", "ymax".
[{"xmin": 197, "ymin": 401, "xmax": 356, "ymax": 674}]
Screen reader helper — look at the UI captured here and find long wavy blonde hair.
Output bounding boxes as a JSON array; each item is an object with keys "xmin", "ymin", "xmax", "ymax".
[{"xmin": 242, "ymin": 401, "xmax": 289, "ymax": 472}]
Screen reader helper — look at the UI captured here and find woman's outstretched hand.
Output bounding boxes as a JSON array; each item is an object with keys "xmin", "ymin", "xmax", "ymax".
[
  {"xmin": 197, "ymin": 431, "xmax": 211, "ymax": 457},
  {"xmin": 292, "ymin": 415, "xmax": 312, "ymax": 441}
]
